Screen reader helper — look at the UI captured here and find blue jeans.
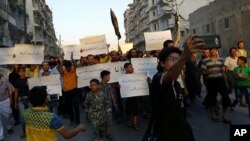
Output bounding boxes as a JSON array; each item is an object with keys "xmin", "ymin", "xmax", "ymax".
[{"xmin": 232, "ymin": 86, "xmax": 250, "ymax": 106}]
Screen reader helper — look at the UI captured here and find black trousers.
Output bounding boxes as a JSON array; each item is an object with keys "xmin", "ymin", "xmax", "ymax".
[
  {"xmin": 205, "ymin": 77, "xmax": 231, "ymax": 108},
  {"xmin": 63, "ymin": 88, "xmax": 80, "ymax": 124}
]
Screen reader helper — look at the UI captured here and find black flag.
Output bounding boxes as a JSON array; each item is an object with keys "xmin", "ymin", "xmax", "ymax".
[{"xmin": 110, "ymin": 8, "xmax": 121, "ymax": 40}]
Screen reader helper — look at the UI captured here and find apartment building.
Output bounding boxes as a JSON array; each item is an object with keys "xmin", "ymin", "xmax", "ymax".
[
  {"xmin": 189, "ymin": 0, "xmax": 250, "ymax": 57},
  {"xmin": 124, "ymin": 0, "xmax": 189, "ymax": 51},
  {"xmin": 0, "ymin": 0, "xmax": 27, "ymax": 47},
  {"xmin": 0, "ymin": 0, "xmax": 58, "ymax": 57},
  {"xmin": 26, "ymin": 0, "xmax": 58, "ymax": 56}
]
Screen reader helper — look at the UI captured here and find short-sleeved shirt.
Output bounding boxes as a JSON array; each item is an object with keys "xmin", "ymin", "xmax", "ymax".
[
  {"xmin": 234, "ymin": 66, "xmax": 250, "ymax": 87},
  {"xmin": 24, "ymin": 107, "xmax": 64, "ymax": 141},
  {"xmin": 201, "ymin": 58, "xmax": 224, "ymax": 78},
  {"xmin": 63, "ymin": 66, "xmax": 77, "ymax": 91},
  {"xmin": 26, "ymin": 67, "xmax": 39, "ymax": 78},
  {"xmin": 99, "ymin": 83, "xmax": 112, "ymax": 105},
  {"xmin": 224, "ymin": 56, "xmax": 238, "ymax": 71},
  {"xmin": 14, "ymin": 77, "xmax": 29, "ymax": 97}
]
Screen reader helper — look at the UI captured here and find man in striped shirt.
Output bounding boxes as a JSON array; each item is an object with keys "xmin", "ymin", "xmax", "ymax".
[{"xmin": 201, "ymin": 48, "xmax": 232, "ymax": 124}]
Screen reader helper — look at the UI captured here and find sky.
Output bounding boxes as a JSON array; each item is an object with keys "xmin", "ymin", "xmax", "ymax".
[
  {"xmin": 46, "ymin": 0, "xmax": 133, "ymax": 50},
  {"xmin": 46, "ymin": 0, "xmax": 213, "ymax": 50}
]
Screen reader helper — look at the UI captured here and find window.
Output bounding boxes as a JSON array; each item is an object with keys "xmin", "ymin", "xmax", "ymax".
[
  {"xmin": 153, "ymin": 11, "xmax": 155, "ymax": 16},
  {"xmin": 181, "ymin": 31, "xmax": 185, "ymax": 37},
  {"xmin": 154, "ymin": 24, "xmax": 157, "ymax": 31},
  {"xmin": 193, "ymin": 29, "xmax": 196, "ymax": 34},
  {"xmin": 211, "ymin": 22, "xmax": 215, "ymax": 33},
  {"xmin": 206, "ymin": 24, "xmax": 210, "ymax": 33},
  {"xmin": 224, "ymin": 18, "xmax": 229, "ymax": 28}
]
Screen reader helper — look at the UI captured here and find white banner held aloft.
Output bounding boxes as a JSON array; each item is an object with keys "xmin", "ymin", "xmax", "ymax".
[
  {"xmin": 119, "ymin": 43, "xmax": 133, "ymax": 53},
  {"xmin": 131, "ymin": 58, "xmax": 158, "ymax": 79},
  {"xmin": 14, "ymin": 44, "xmax": 44, "ymax": 64},
  {"xmin": 63, "ymin": 45, "xmax": 82, "ymax": 60},
  {"xmin": 0, "ymin": 68, "xmax": 10, "ymax": 79},
  {"xmin": 76, "ymin": 61, "xmax": 128, "ymax": 87},
  {"xmin": 118, "ymin": 73, "xmax": 149, "ymax": 98},
  {"xmin": 0, "ymin": 48, "xmax": 15, "ymax": 64},
  {"xmin": 79, "ymin": 35, "xmax": 108, "ymax": 56},
  {"xmin": 28, "ymin": 74, "xmax": 62, "ymax": 96},
  {"xmin": 144, "ymin": 30, "xmax": 172, "ymax": 51}
]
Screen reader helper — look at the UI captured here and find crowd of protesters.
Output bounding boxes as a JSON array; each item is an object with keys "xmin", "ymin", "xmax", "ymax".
[{"xmin": 0, "ymin": 36, "xmax": 250, "ymax": 141}]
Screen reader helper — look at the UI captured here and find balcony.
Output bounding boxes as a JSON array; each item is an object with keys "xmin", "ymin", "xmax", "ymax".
[
  {"xmin": 150, "ymin": 15, "xmax": 158, "ymax": 23},
  {"xmin": 140, "ymin": 25, "xmax": 150, "ymax": 32},
  {"xmin": 140, "ymin": 13, "xmax": 148, "ymax": 21},
  {"xmin": 156, "ymin": 0, "xmax": 165, "ymax": 6},
  {"xmin": 161, "ymin": 6, "xmax": 173, "ymax": 13},
  {"xmin": 149, "ymin": 4, "xmax": 157, "ymax": 10}
]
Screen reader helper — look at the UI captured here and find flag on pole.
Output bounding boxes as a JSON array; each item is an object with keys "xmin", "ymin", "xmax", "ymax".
[
  {"xmin": 172, "ymin": 12, "xmax": 181, "ymax": 47},
  {"xmin": 110, "ymin": 8, "xmax": 121, "ymax": 40}
]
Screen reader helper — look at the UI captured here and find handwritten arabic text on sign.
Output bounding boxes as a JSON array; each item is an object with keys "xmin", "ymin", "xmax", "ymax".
[
  {"xmin": 14, "ymin": 44, "xmax": 44, "ymax": 64},
  {"xmin": 76, "ymin": 61, "xmax": 128, "ymax": 87},
  {"xmin": 118, "ymin": 73, "xmax": 149, "ymax": 98},
  {"xmin": 28, "ymin": 75, "xmax": 62, "ymax": 96},
  {"xmin": 79, "ymin": 35, "xmax": 108, "ymax": 56},
  {"xmin": 131, "ymin": 58, "xmax": 158, "ymax": 79},
  {"xmin": 144, "ymin": 30, "xmax": 172, "ymax": 51}
]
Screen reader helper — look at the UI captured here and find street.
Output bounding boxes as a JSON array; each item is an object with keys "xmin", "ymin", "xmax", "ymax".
[{"xmin": 3, "ymin": 88, "xmax": 250, "ymax": 141}]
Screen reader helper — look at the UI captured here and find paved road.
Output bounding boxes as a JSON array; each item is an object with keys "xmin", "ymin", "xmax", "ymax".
[{"xmin": 3, "ymin": 88, "xmax": 250, "ymax": 141}]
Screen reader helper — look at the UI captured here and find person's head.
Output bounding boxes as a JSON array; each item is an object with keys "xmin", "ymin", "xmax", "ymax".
[
  {"xmin": 129, "ymin": 49, "xmax": 138, "ymax": 59},
  {"xmin": 209, "ymin": 48, "xmax": 218, "ymax": 57},
  {"xmin": 64, "ymin": 60, "xmax": 72, "ymax": 72},
  {"xmin": 158, "ymin": 48, "xmax": 182, "ymax": 72},
  {"xmin": 237, "ymin": 56, "xmax": 247, "ymax": 67},
  {"xmin": 117, "ymin": 50, "xmax": 123, "ymax": 57},
  {"xmin": 90, "ymin": 79, "xmax": 100, "ymax": 92},
  {"xmin": 237, "ymin": 41, "xmax": 244, "ymax": 49},
  {"xmin": 12, "ymin": 64, "xmax": 20, "ymax": 73},
  {"xmin": 124, "ymin": 62, "xmax": 134, "ymax": 74},
  {"xmin": 80, "ymin": 56, "xmax": 86, "ymax": 65},
  {"xmin": 29, "ymin": 86, "xmax": 48, "ymax": 107},
  {"xmin": 41, "ymin": 61, "xmax": 50, "ymax": 72},
  {"xmin": 202, "ymin": 49, "xmax": 210, "ymax": 59},
  {"xmin": 18, "ymin": 66, "xmax": 26, "ymax": 78},
  {"xmin": 229, "ymin": 47, "xmax": 237, "ymax": 58},
  {"xmin": 29, "ymin": 65, "xmax": 37, "ymax": 71},
  {"xmin": 100, "ymin": 70, "xmax": 110, "ymax": 82},
  {"xmin": 163, "ymin": 40, "xmax": 174, "ymax": 48},
  {"xmin": 86, "ymin": 54, "xmax": 95, "ymax": 65},
  {"xmin": 94, "ymin": 55, "xmax": 100, "ymax": 64},
  {"xmin": 137, "ymin": 50, "xmax": 144, "ymax": 58},
  {"xmin": 110, "ymin": 51, "xmax": 119, "ymax": 62}
]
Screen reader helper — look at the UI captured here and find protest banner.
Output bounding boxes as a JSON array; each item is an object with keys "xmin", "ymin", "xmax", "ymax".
[
  {"xmin": 0, "ymin": 48, "xmax": 15, "ymax": 64},
  {"xmin": 144, "ymin": 30, "xmax": 172, "ymax": 51},
  {"xmin": 131, "ymin": 58, "xmax": 158, "ymax": 79},
  {"xmin": 79, "ymin": 35, "xmax": 108, "ymax": 56},
  {"xmin": 14, "ymin": 44, "xmax": 44, "ymax": 64},
  {"xmin": 118, "ymin": 73, "xmax": 149, "ymax": 98},
  {"xmin": 28, "ymin": 74, "xmax": 62, "ymax": 96},
  {"xmin": 76, "ymin": 61, "xmax": 128, "ymax": 87},
  {"xmin": 63, "ymin": 45, "xmax": 82, "ymax": 60},
  {"xmin": 119, "ymin": 43, "xmax": 133, "ymax": 53}
]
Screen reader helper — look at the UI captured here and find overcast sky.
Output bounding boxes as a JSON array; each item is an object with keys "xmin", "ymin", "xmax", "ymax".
[{"xmin": 46, "ymin": 0, "xmax": 212, "ymax": 49}]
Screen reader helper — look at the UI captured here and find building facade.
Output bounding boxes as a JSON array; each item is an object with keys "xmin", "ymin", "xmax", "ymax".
[
  {"xmin": 0, "ymin": 0, "xmax": 58, "ymax": 56},
  {"xmin": 26, "ymin": 0, "xmax": 58, "ymax": 56},
  {"xmin": 189, "ymin": 0, "xmax": 250, "ymax": 57},
  {"xmin": 0, "ymin": 0, "xmax": 27, "ymax": 47},
  {"xmin": 124, "ymin": 0, "xmax": 189, "ymax": 51}
]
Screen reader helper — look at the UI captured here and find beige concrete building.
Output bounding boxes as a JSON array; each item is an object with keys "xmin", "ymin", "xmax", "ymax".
[
  {"xmin": 0, "ymin": 0, "xmax": 27, "ymax": 47},
  {"xmin": 124, "ymin": 0, "xmax": 189, "ymax": 51},
  {"xmin": 26, "ymin": 0, "xmax": 58, "ymax": 56},
  {"xmin": 189, "ymin": 0, "xmax": 250, "ymax": 57}
]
